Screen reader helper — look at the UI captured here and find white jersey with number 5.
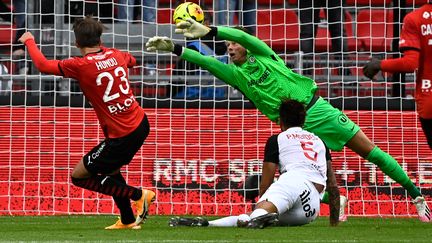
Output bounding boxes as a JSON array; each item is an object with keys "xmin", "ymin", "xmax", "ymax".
[{"xmin": 278, "ymin": 127, "xmax": 327, "ymax": 187}]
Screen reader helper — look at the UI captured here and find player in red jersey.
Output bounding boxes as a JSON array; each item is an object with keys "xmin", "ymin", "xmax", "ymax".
[
  {"xmin": 363, "ymin": 2, "xmax": 432, "ymax": 222},
  {"xmin": 19, "ymin": 16, "xmax": 156, "ymax": 229},
  {"xmin": 364, "ymin": 2, "xmax": 432, "ymax": 148}
]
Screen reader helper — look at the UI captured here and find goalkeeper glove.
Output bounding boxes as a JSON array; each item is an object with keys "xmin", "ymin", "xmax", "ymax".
[
  {"xmin": 146, "ymin": 36, "xmax": 175, "ymax": 52},
  {"xmin": 175, "ymin": 18, "xmax": 211, "ymax": 39},
  {"xmin": 363, "ymin": 58, "xmax": 382, "ymax": 80}
]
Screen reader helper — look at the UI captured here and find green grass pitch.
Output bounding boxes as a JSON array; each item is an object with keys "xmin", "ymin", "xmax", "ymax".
[{"xmin": 0, "ymin": 215, "xmax": 431, "ymax": 242}]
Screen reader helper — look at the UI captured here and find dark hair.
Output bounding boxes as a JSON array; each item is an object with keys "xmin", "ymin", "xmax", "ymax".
[
  {"xmin": 279, "ymin": 99, "xmax": 306, "ymax": 128},
  {"xmin": 73, "ymin": 16, "xmax": 106, "ymax": 48},
  {"xmin": 233, "ymin": 26, "xmax": 254, "ymax": 36}
]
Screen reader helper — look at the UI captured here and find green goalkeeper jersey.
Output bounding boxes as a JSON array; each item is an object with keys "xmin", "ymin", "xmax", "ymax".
[{"xmin": 180, "ymin": 26, "xmax": 317, "ymax": 122}]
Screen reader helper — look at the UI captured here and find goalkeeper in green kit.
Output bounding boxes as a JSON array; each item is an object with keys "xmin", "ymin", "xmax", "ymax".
[{"xmin": 145, "ymin": 19, "xmax": 431, "ymax": 222}]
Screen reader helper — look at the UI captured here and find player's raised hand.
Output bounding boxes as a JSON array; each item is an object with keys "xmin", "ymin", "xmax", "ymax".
[
  {"xmin": 146, "ymin": 36, "xmax": 175, "ymax": 52},
  {"xmin": 18, "ymin": 32, "xmax": 35, "ymax": 44},
  {"xmin": 363, "ymin": 58, "xmax": 382, "ymax": 80},
  {"xmin": 175, "ymin": 18, "xmax": 210, "ymax": 39}
]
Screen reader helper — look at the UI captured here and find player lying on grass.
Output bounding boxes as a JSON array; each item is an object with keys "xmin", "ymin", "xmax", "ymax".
[
  {"xmin": 19, "ymin": 16, "xmax": 155, "ymax": 229},
  {"xmin": 146, "ymin": 18, "xmax": 431, "ymax": 222},
  {"xmin": 170, "ymin": 99, "xmax": 340, "ymax": 228},
  {"xmin": 243, "ymin": 174, "xmax": 347, "ymax": 221}
]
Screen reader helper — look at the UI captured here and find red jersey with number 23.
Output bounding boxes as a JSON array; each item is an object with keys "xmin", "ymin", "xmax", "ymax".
[
  {"xmin": 399, "ymin": 4, "xmax": 432, "ymax": 118},
  {"xmin": 58, "ymin": 47, "xmax": 145, "ymax": 138}
]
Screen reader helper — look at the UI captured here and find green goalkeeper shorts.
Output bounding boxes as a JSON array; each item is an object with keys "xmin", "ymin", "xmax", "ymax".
[{"xmin": 303, "ymin": 97, "xmax": 360, "ymax": 151}]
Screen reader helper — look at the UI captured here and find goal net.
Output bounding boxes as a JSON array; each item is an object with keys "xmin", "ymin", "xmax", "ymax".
[{"xmin": 0, "ymin": 0, "xmax": 430, "ymax": 218}]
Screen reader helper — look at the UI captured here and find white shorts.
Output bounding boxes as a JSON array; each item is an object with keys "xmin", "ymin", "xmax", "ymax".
[{"xmin": 257, "ymin": 171, "xmax": 321, "ymax": 226}]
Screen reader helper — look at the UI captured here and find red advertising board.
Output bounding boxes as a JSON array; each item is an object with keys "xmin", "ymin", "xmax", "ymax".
[{"xmin": 0, "ymin": 107, "xmax": 430, "ymax": 217}]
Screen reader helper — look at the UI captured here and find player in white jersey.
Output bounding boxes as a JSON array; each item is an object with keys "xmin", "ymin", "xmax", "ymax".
[{"xmin": 169, "ymin": 99, "xmax": 340, "ymax": 228}]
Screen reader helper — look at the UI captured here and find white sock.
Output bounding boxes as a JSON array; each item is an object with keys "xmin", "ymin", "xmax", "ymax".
[
  {"xmin": 250, "ymin": 208, "xmax": 269, "ymax": 219},
  {"xmin": 208, "ymin": 216, "xmax": 239, "ymax": 227},
  {"xmin": 237, "ymin": 213, "xmax": 251, "ymax": 227}
]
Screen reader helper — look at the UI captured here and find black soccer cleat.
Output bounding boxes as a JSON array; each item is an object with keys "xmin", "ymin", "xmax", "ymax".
[
  {"xmin": 168, "ymin": 216, "xmax": 209, "ymax": 227},
  {"xmin": 247, "ymin": 213, "xmax": 279, "ymax": 229}
]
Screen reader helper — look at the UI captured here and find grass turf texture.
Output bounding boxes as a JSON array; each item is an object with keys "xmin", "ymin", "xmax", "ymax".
[{"xmin": 0, "ymin": 215, "xmax": 431, "ymax": 242}]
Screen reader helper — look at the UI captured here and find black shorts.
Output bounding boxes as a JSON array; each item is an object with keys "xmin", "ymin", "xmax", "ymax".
[{"xmin": 83, "ymin": 115, "xmax": 150, "ymax": 175}]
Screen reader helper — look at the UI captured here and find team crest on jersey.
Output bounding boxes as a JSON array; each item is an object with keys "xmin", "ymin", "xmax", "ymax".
[
  {"xmin": 423, "ymin": 11, "xmax": 430, "ymax": 19},
  {"xmin": 338, "ymin": 114, "xmax": 349, "ymax": 125},
  {"xmin": 249, "ymin": 56, "xmax": 256, "ymax": 63}
]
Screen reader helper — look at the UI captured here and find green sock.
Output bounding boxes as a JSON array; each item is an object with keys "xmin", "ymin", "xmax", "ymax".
[
  {"xmin": 366, "ymin": 146, "xmax": 421, "ymax": 199},
  {"xmin": 321, "ymin": 191, "xmax": 329, "ymax": 204}
]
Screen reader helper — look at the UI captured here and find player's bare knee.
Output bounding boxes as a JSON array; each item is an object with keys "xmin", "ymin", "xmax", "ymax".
[
  {"xmin": 255, "ymin": 200, "xmax": 278, "ymax": 214},
  {"xmin": 71, "ymin": 159, "xmax": 91, "ymax": 179},
  {"xmin": 346, "ymin": 130, "xmax": 375, "ymax": 158}
]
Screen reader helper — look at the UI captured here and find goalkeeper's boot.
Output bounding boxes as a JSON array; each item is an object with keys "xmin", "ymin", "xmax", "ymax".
[
  {"xmin": 134, "ymin": 189, "xmax": 156, "ymax": 225},
  {"xmin": 168, "ymin": 217, "xmax": 209, "ymax": 227},
  {"xmin": 105, "ymin": 218, "xmax": 141, "ymax": 230},
  {"xmin": 247, "ymin": 213, "xmax": 279, "ymax": 229},
  {"xmin": 413, "ymin": 196, "xmax": 431, "ymax": 222},
  {"xmin": 339, "ymin": 195, "xmax": 348, "ymax": 222}
]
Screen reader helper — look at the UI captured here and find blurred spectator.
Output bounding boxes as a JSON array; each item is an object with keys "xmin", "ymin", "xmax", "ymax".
[
  {"xmin": 0, "ymin": 64, "xmax": 11, "ymax": 94},
  {"xmin": 213, "ymin": 0, "xmax": 256, "ymax": 34},
  {"xmin": 0, "ymin": 0, "xmax": 11, "ymax": 23},
  {"xmin": 0, "ymin": 0, "xmax": 27, "ymax": 74},
  {"xmin": 117, "ymin": 0, "xmax": 156, "ymax": 23},
  {"xmin": 12, "ymin": 0, "xmax": 25, "ymax": 54},
  {"xmin": 65, "ymin": 0, "xmax": 113, "ymax": 23},
  {"xmin": 298, "ymin": 0, "xmax": 349, "ymax": 75}
]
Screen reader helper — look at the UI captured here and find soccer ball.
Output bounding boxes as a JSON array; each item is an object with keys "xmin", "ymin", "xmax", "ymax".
[{"xmin": 173, "ymin": 2, "xmax": 205, "ymax": 24}]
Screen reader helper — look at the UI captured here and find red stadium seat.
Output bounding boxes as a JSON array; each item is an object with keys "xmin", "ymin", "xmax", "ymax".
[
  {"xmin": 257, "ymin": 0, "xmax": 285, "ymax": 5},
  {"xmin": 264, "ymin": 0, "xmax": 298, "ymax": 7},
  {"xmin": 345, "ymin": 0, "xmax": 391, "ymax": 6},
  {"xmin": 157, "ymin": 8, "xmax": 174, "ymax": 24},
  {"xmin": 315, "ymin": 10, "xmax": 356, "ymax": 52},
  {"xmin": 256, "ymin": 9, "xmax": 299, "ymax": 52},
  {"xmin": 356, "ymin": 9, "xmax": 394, "ymax": 52},
  {"xmin": 406, "ymin": 0, "xmax": 428, "ymax": 6},
  {"xmin": 0, "ymin": 25, "xmax": 16, "ymax": 45}
]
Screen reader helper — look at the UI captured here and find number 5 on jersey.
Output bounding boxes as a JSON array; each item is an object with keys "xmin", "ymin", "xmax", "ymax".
[{"xmin": 300, "ymin": 141, "xmax": 318, "ymax": 162}]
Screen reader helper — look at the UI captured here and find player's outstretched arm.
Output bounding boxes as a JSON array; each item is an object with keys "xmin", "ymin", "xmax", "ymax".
[
  {"xmin": 326, "ymin": 159, "xmax": 340, "ymax": 226},
  {"xmin": 363, "ymin": 50, "xmax": 420, "ymax": 80},
  {"xmin": 146, "ymin": 36, "xmax": 236, "ymax": 86},
  {"xmin": 363, "ymin": 15, "xmax": 420, "ymax": 80},
  {"xmin": 18, "ymin": 32, "xmax": 62, "ymax": 76},
  {"xmin": 175, "ymin": 18, "xmax": 274, "ymax": 57}
]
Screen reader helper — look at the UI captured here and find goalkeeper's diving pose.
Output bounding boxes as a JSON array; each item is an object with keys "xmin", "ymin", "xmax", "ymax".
[
  {"xmin": 146, "ymin": 19, "xmax": 430, "ymax": 222},
  {"xmin": 170, "ymin": 99, "xmax": 339, "ymax": 228}
]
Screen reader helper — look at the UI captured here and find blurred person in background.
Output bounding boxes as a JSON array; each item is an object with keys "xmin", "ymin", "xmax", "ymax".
[
  {"xmin": 213, "ymin": 0, "xmax": 256, "ymax": 34},
  {"xmin": 117, "ymin": 0, "xmax": 156, "ymax": 23},
  {"xmin": 298, "ymin": 0, "xmax": 350, "ymax": 76}
]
